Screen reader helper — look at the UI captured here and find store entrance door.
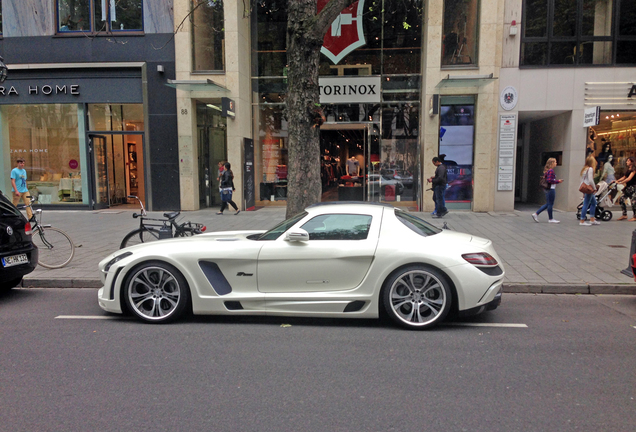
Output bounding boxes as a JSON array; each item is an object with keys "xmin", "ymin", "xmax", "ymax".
[
  {"xmin": 319, "ymin": 123, "xmax": 372, "ymax": 202},
  {"xmin": 88, "ymin": 132, "xmax": 145, "ymax": 209}
]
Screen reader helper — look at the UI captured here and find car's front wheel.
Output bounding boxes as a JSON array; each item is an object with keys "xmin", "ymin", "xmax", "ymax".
[
  {"xmin": 123, "ymin": 261, "xmax": 190, "ymax": 323},
  {"xmin": 382, "ymin": 265, "xmax": 451, "ymax": 329}
]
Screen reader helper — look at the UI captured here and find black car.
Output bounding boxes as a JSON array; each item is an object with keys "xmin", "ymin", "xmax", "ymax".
[{"xmin": 0, "ymin": 191, "xmax": 38, "ymax": 291}]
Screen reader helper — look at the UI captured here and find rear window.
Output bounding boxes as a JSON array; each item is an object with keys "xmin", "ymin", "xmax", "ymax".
[
  {"xmin": 395, "ymin": 211, "xmax": 441, "ymax": 237},
  {"xmin": 0, "ymin": 196, "xmax": 21, "ymax": 217}
]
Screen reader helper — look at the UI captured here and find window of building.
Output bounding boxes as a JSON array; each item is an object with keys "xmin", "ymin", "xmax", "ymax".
[
  {"xmin": 0, "ymin": 0, "xmax": 3, "ymax": 35},
  {"xmin": 192, "ymin": 0, "xmax": 225, "ymax": 71},
  {"xmin": 521, "ymin": 0, "xmax": 636, "ymax": 66},
  {"xmin": 441, "ymin": 0, "xmax": 479, "ymax": 67},
  {"xmin": 57, "ymin": 0, "xmax": 143, "ymax": 33}
]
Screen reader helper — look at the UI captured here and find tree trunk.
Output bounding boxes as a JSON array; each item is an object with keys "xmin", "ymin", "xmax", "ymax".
[{"xmin": 285, "ymin": 0, "xmax": 356, "ymax": 218}]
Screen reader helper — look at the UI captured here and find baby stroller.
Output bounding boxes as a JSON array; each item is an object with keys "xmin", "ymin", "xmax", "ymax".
[{"xmin": 576, "ymin": 181, "xmax": 618, "ymax": 221}]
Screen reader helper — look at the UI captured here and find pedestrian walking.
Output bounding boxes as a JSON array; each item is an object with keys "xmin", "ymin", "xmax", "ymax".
[
  {"xmin": 427, "ymin": 154, "xmax": 448, "ymax": 218},
  {"xmin": 217, "ymin": 162, "xmax": 240, "ymax": 215},
  {"xmin": 579, "ymin": 155, "xmax": 600, "ymax": 226},
  {"xmin": 615, "ymin": 156, "xmax": 636, "ymax": 221},
  {"xmin": 532, "ymin": 157, "xmax": 562, "ymax": 223},
  {"xmin": 10, "ymin": 158, "xmax": 33, "ymax": 220}
]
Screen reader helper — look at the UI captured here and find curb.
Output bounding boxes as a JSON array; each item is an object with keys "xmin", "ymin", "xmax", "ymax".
[{"xmin": 19, "ymin": 279, "xmax": 636, "ymax": 295}]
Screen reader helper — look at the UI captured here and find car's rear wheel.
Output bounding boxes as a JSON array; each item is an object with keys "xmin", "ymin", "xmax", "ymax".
[
  {"xmin": 123, "ymin": 261, "xmax": 190, "ymax": 323},
  {"xmin": 382, "ymin": 265, "xmax": 451, "ymax": 329}
]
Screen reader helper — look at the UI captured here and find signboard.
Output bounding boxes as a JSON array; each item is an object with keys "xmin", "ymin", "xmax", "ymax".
[
  {"xmin": 319, "ymin": 0, "xmax": 366, "ymax": 64},
  {"xmin": 497, "ymin": 114, "xmax": 517, "ymax": 191},
  {"xmin": 243, "ymin": 138, "xmax": 255, "ymax": 211},
  {"xmin": 500, "ymin": 86, "xmax": 518, "ymax": 111},
  {"xmin": 583, "ymin": 106, "xmax": 600, "ymax": 127},
  {"xmin": 319, "ymin": 76, "xmax": 381, "ymax": 104},
  {"xmin": 222, "ymin": 97, "xmax": 235, "ymax": 118}
]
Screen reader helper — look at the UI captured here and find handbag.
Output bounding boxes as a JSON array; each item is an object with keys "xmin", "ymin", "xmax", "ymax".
[
  {"xmin": 539, "ymin": 175, "xmax": 549, "ymax": 190},
  {"xmin": 221, "ymin": 187, "xmax": 233, "ymax": 202},
  {"xmin": 579, "ymin": 182, "xmax": 595, "ymax": 195}
]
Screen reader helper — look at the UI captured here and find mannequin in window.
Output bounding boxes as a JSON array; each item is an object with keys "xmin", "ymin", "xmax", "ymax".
[
  {"xmin": 346, "ymin": 156, "xmax": 360, "ymax": 177},
  {"xmin": 597, "ymin": 141, "xmax": 613, "ymax": 167}
]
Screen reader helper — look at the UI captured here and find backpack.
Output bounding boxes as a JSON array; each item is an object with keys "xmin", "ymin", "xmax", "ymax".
[{"xmin": 539, "ymin": 174, "xmax": 549, "ymax": 190}]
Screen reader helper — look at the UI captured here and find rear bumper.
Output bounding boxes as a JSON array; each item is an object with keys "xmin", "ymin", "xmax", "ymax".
[
  {"xmin": 1, "ymin": 245, "xmax": 38, "ymax": 281},
  {"xmin": 457, "ymin": 290, "xmax": 502, "ymax": 318}
]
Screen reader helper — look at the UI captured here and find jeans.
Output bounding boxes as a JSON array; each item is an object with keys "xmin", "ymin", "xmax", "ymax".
[
  {"xmin": 536, "ymin": 188, "xmax": 555, "ymax": 219},
  {"xmin": 433, "ymin": 185, "xmax": 447, "ymax": 214},
  {"xmin": 580, "ymin": 192, "xmax": 597, "ymax": 221}
]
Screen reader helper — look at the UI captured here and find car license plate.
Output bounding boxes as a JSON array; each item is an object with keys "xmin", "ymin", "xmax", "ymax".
[{"xmin": 2, "ymin": 253, "xmax": 29, "ymax": 268}]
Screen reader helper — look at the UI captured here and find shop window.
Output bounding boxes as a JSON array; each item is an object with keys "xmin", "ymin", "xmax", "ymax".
[
  {"xmin": 3, "ymin": 104, "xmax": 86, "ymax": 205},
  {"xmin": 87, "ymin": 104, "xmax": 144, "ymax": 131},
  {"xmin": 441, "ymin": 0, "xmax": 479, "ymax": 67},
  {"xmin": 617, "ymin": 1, "xmax": 636, "ymax": 64},
  {"xmin": 521, "ymin": 0, "xmax": 618, "ymax": 66},
  {"xmin": 57, "ymin": 0, "xmax": 143, "ymax": 33},
  {"xmin": 192, "ymin": 0, "xmax": 225, "ymax": 71},
  {"xmin": 301, "ymin": 214, "xmax": 372, "ymax": 241}
]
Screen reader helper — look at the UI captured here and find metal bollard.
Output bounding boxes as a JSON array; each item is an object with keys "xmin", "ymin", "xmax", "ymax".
[{"xmin": 620, "ymin": 228, "xmax": 636, "ymax": 278}]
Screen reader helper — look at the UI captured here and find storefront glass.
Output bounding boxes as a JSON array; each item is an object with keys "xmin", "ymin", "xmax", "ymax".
[
  {"xmin": 442, "ymin": 0, "xmax": 480, "ymax": 67},
  {"xmin": 2, "ymin": 104, "xmax": 87, "ymax": 205},
  {"xmin": 591, "ymin": 111, "xmax": 636, "ymax": 182},
  {"xmin": 439, "ymin": 98, "xmax": 475, "ymax": 209},
  {"xmin": 252, "ymin": 0, "xmax": 423, "ymax": 207}
]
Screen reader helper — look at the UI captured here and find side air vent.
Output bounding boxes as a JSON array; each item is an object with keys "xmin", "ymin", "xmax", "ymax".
[
  {"xmin": 198, "ymin": 261, "xmax": 232, "ymax": 295},
  {"xmin": 224, "ymin": 301, "xmax": 244, "ymax": 310},
  {"xmin": 343, "ymin": 300, "xmax": 366, "ymax": 313}
]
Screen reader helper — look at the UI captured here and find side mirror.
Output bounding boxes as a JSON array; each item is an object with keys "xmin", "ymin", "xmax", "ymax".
[{"xmin": 285, "ymin": 229, "xmax": 309, "ymax": 242}]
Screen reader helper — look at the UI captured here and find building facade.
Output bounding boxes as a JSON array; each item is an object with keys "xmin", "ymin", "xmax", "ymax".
[{"xmin": 0, "ymin": 0, "xmax": 180, "ymax": 211}]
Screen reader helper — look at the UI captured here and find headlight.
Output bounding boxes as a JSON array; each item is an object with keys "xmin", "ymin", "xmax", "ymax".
[{"xmin": 104, "ymin": 252, "xmax": 132, "ymax": 272}]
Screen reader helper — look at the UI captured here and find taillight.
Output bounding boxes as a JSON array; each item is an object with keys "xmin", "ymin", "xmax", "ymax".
[
  {"xmin": 200, "ymin": 226, "xmax": 207, "ymax": 232},
  {"xmin": 24, "ymin": 222, "xmax": 32, "ymax": 236},
  {"xmin": 462, "ymin": 253, "xmax": 498, "ymax": 266}
]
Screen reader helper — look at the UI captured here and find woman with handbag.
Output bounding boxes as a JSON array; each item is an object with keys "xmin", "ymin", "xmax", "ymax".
[
  {"xmin": 579, "ymin": 155, "xmax": 599, "ymax": 226},
  {"xmin": 217, "ymin": 162, "xmax": 240, "ymax": 215},
  {"xmin": 532, "ymin": 157, "xmax": 562, "ymax": 223},
  {"xmin": 615, "ymin": 156, "xmax": 636, "ymax": 221}
]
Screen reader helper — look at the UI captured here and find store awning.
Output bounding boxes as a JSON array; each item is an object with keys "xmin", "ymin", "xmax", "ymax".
[
  {"xmin": 165, "ymin": 79, "xmax": 229, "ymax": 93},
  {"xmin": 436, "ymin": 73, "xmax": 497, "ymax": 89}
]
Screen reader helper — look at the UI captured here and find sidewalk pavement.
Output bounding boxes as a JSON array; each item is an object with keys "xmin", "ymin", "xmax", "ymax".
[{"xmin": 19, "ymin": 204, "xmax": 636, "ymax": 294}]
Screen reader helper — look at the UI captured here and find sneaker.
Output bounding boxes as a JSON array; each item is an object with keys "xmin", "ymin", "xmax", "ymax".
[
  {"xmin": 580, "ymin": 221, "xmax": 592, "ymax": 226},
  {"xmin": 439, "ymin": 210, "xmax": 449, "ymax": 217},
  {"xmin": 531, "ymin": 213, "xmax": 539, "ymax": 223},
  {"xmin": 235, "ymin": 210, "xmax": 241, "ymax": 215},
  {"xmin": 591, "ymin": 220, "xmax": 601, "ymax": 225},
  {"xmin": 431, "ymin": 211, "xmax": 437, "ymax": 216},
  {"xmin": 548, "ymin": 219, "xmax": 560, "ymax": 224},
  {"xmin": 617, "ymin": 215, "xmax": 628, "ymax": 221},
  {"xmin": 216, "ymin": 212, "xmax": 223, "ymax": 215}
]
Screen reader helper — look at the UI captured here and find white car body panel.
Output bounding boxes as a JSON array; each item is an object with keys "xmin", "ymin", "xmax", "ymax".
[{"xmin": 98, "ymin": 204, "xmax": 504, "ymax": 324}]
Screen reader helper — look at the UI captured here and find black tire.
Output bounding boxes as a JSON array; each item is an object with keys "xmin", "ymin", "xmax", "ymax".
[
  {"xmin": 381, "ymin": 265, "xmax": 452, "ymax": 330},
  {"xmin": 122, "ymin": 261, "xmax": 190, "ymax": 323},
  {"xmin": 0, "ymin": 277, "xmax": 22, "ymax": 291},
  {"xmin": 601, "ymin": 211, "xmax": 612, "ymax": 222},
  {"xmin": 32, "ymin": 227, "xmax": 75, "ymax": 269},
  {"xmin": 120, "ymin": 227, "xmax": 161, "ymax": 249}
]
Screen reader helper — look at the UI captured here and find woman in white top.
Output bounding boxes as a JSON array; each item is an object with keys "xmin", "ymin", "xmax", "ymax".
[{"xmin": 579, "ymin": 155, "xmax": 599, "ymax": 226}]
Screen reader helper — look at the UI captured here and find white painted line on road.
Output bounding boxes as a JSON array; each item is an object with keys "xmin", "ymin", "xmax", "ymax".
[
  {"xmin": 55, "ymin": 315, "xmax": 120, "ymax": 320},
  {"xmin": 447, "ymin": 322, "xmax": 528, "ymax": 328}
]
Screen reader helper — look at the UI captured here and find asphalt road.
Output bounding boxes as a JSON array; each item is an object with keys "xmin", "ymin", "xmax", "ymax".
[{"xmin": 1, "ymin": 289, "xmax": 635, "ymax": 432}]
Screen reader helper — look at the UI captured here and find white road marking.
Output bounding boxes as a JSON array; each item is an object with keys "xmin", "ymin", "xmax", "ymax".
[
  {"xmin": 55, "ymin": 315, "xmax": 120, "ymax": 320},
  {"xmin": 447, "ymin": 322, "xmax": 528, "ymax": 328}
]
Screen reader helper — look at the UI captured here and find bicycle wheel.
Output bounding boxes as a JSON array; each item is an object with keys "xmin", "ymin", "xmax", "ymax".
[
  {"xmin": 120, "ymin": 227, "xmax": 161, "ymax": 249},
  {"xmin": 33, "ymin": 227, "xmax": 75, "ymax": 269}
]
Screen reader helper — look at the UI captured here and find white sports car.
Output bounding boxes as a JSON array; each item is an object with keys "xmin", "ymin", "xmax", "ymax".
[{"xmin": 98, "ymin": 203, "xmax": 504, "ymax": 329}]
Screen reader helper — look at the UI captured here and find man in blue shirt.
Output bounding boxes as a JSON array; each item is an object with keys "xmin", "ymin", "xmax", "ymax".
[{"xmin": 11, "ymin": 158, "xmax": 32, "ymax": 219}]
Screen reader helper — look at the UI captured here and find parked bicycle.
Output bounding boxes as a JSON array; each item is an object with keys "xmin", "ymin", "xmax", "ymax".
[
  {"xmin": 120, "ymin": 196, "xmax": 206, "ymax": 249},
  {"xmin": 23, "ymin": 197, "xmax": 75, "ymax": 269}
]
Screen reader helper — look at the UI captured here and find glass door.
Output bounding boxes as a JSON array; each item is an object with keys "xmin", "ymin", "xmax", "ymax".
[{"xmin": 88, "ymin": 134, "xmax": 109, "ymax": 209}]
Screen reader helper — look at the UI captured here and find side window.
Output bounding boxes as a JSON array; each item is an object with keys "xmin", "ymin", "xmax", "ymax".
[{"xmin": 301, "ymin": 214, "xmax": 372, "ymax": 241}]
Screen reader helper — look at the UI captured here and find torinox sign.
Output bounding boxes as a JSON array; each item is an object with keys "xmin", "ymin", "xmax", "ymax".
[{"xmin": 319, "ymin": 76, "xmax": 381, "ymax": 104}]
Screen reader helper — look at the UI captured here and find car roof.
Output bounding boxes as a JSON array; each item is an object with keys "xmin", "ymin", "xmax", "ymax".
[{"xmin": 306, "ymin": 201, "xmax": 395, "ymax": 210}]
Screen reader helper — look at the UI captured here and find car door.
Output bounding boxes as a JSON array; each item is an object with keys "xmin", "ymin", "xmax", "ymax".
[{"xmin": 256, "ymin": 209, "xmax": 382, "ymax": 293}]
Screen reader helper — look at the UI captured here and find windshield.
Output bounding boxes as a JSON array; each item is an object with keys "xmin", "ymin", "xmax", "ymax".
[
  {"xmin": 0, "ymin": 196, "xmax": 21, "ymax": 217},
  {"xmin": 395, "ymin": 210, "xmax": 441, "ymax": 237},
  {"xmin": 254, "ymin": 211, "xmax": 308, "ymax": 241}
]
